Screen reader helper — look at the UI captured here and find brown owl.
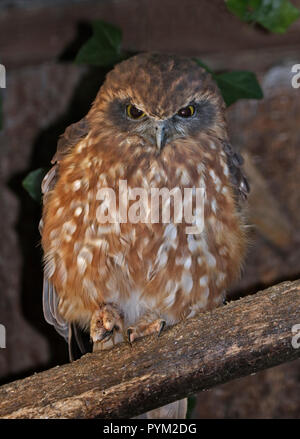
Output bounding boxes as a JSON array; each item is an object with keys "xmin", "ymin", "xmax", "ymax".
[{"xmin": 40, "ymin": 53, "xmax": 249, "ymax": 418}]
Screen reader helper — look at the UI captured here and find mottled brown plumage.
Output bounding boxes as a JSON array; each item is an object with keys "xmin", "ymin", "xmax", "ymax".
[{"xmin": 41, "ymin": 53, "xmax": 249, "ymax": 418}]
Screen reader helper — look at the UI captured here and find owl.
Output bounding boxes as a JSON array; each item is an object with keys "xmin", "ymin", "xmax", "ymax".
[{"xmin": 40, "ymin": 53, "xmax": 249, "ymax": 418}]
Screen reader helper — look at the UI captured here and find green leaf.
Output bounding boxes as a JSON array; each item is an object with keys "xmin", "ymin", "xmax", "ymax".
[
  {"xmin": 254, "ymin": 0, "xmax": 300, "ymax": 33},
  {"xmin": 194, "ymin": 59, "xmax": 263, "ymax": 106},
  {"xmin": 214, "ymin": 71, "xmax": 263, "ymax": 106},
  {"xmin": 75, "ymin": 20, "xmax": 123, "ymax": 66},
  {"xmin": 22, "ymin": 168, "xmax": 48, "ymax": 203},
  {"xmin": 226, "ymin": 0, "xmax": 260, "ymax": 21},
  {"xmin": 226, "ymin": 0, "xmax": 300, "ymax": 33}
]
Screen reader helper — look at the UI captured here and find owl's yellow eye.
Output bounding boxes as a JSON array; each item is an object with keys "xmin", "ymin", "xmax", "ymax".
[
  {"xmin": 177, "ymin": 105, "xmax": 195, "ymax": 118},
  {"xmin": 126, "ymin": 104, "xmax": 146, "ymax": 120}
]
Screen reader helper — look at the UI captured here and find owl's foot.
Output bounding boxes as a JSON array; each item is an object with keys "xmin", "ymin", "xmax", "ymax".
[
  {"xmin": 127, "ymin": 313, "xmax": 166, "ymax": 344},
  {"xmin": 90, "ymin": 303, "xmax": 123, "ymax": 345}
]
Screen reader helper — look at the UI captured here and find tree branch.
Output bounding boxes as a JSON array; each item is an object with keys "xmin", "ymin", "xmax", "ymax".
[{"xmin": 0, "ymin": 279, "xmax": 300, "ymax": 419}]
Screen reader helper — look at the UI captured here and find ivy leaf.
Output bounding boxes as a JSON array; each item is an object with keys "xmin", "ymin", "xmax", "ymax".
[
  {"xmin": 22, "ymin": 168, "xmax": 48, "ymax": 203},
  {"xmin": 75, "ymin": 20, "xmax": 123, "ymax": 66},
  {"xmin": 194, "ymin": 59, "xmax": 263, "ymax": 106},
  {"xmin": 226, "ymin": 0, "xmax": 300, "ymax": 33},
  {"xmin": 253, "ymin": 0, "xmax": 300, "ymax": 32},
  {"xmin": 226, "ymin": 0, "xmax": 259, "ymax": 20},
  {"xmin": 214, "ymin": 71, "xmax": 263, "ymax": 106}
]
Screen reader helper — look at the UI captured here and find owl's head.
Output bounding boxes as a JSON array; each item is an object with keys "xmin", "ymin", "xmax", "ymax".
[{"xmin": 90, "ymin": 53, "xmax": 227, "ymax": 150}]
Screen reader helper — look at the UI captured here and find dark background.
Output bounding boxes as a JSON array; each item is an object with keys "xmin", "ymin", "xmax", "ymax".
[{"xmin": 0, "ymin": 0, "xmax": 300, "ymax": 418}]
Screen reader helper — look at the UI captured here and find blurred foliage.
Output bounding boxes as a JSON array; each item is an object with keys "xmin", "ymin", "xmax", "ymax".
[
  {"xmin": 194, "ymin": 59, "xmax": 263, "ymax": 106},
  {"xmin": 215, "ymin": 71, "xmax": 263, "ymax": 106},
  {"xmin": 227, "ymin": 0, "xmax": 300, "ymax": 33},
  {"xmin": 22, "ymin": 168, "xmax": 48, "ymax": 203},
  {"xmin": 75, "ymin": 20, "xmax": 125, "ymax": 67}
]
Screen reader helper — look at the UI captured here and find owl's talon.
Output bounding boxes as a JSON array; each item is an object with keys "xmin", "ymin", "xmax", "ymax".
[
  {"xmin": 126, "ymin": 316, "xmax": 167, "ymax": 344},
  {"xmin": 91, "ymin": 327, "xmax": 114, "ymax": 343},
  {"xmin": 127, "ymin": 328, "xmax": 134, "ymax": 345},
  {"xmin": 157, "ymin": 320, "xmax": 166, "ymax": 337},
  {"xmin": 99, "ymin": 329, "xmax": 114, "ymax": 342},
  {"xmin": 90, "ymin": 304, "xmax": 123, "ymax": 344}
]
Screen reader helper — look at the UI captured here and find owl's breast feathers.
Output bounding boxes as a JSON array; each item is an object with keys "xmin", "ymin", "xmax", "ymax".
[{"xmin": 42, "ymin": 131, "xmax": 247, "ymax": 328}]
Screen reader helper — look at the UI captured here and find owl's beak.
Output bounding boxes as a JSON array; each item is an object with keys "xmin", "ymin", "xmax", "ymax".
[{"xmin": 155, "ymin": 121, "xmax": 167, "ymax": 150}]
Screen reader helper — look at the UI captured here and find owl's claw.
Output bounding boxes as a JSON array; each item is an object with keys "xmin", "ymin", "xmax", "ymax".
[
  {"xmin": 127, "ymin": 328, "xmax": 134, "ymax": 345},
  {"xmin": 96, "ymin": 328, "xmax": 115, "ymax": 343},
  {"xmin": 126, "ymin": 317, "xmax": 166, "ymax": 344},
  {"xmin": 90, "ymin": 303, "xmax": 123, "ymax": 344},
  {"xmin": 91, "ymin": 325, "xmax": 115, "ymax": 344},
  {"xmin": 157, "ymin": 320, "xmax": 166, "ymax": 337}
]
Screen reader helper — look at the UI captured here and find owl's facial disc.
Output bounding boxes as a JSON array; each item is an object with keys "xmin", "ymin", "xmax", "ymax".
[
  {"xmin": 153, "ymin": 105, "xmax": 196, "ymax": 149},
  {"xmin": 127, "ymin": 116, "xmax": 173, "ymax": 150},
  {"xmin": 125, "ymin": 103, "xmax": 197, "ymax": 149},
  {"xmin": 108, "ymin": 97, "xmax": 216, "ymax": 150},
  {"xmin": 128, "ymin": 101, "xmax": 215, "ymax": 150}
]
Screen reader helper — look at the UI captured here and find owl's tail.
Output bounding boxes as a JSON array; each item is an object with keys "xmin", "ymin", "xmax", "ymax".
[{"xmin": 135, "ymin": 398, "xmax": 187, "ymax": 419}]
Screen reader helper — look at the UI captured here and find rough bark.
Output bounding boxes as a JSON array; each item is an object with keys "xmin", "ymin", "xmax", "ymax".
[{"xmin": 0, "ymin": 279, "xmax": 300, "ymax": 419}]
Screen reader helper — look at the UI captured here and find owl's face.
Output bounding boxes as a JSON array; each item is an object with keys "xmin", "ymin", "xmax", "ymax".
[
  {"xmin": 90, "ymin": 53, "xmax": 226, "ymax": 152},
  {"xmin": 108, "ymin": 98, "xmax": 217, "ymax": 150}
]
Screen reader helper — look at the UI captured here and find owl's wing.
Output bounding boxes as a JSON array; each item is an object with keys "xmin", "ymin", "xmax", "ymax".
[
  {"xmin": 223, "ymin": 142, "xmax": 250, "ymax": 203},
  {"xmin": 42, "ymin": 275, "xmax": 69, "ymax": 340},
  {"xmin": 41, "ymin": 117, "xmax": 92, "ymax": 360}
]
